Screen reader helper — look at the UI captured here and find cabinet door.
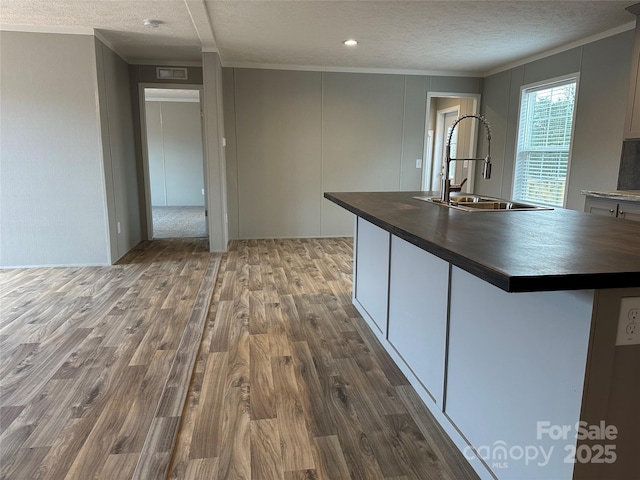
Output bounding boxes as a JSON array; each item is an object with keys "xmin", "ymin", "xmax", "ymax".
[
  {"xmin": 387, "ymin": 236, "xmax": 449, "ymax": 406},
  {"xmin": 584, "ymin": 196, "xmax": 617, "ymax": 217},
  {"xmin": 354, "ymin": 218, "xmax": 390, "ymax": 335},
  {"xmin": 618, "ymin": 201, "xmax": 640, "ymax": 222}
]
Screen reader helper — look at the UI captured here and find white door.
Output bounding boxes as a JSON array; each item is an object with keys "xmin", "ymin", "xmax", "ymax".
[{"xmin": 431, "ymin": 107, "xmax": 459, "ymax": 191}]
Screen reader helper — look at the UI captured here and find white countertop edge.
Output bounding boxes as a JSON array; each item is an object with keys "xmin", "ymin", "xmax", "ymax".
[{"xmin": 581, "ymin": 190, "xmax": 640, "ymax": 202}]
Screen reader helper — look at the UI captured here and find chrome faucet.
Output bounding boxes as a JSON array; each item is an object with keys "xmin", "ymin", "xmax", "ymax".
[{"xmin": 440, "ymin": 114, "xmax": 492, "ymax": 202}]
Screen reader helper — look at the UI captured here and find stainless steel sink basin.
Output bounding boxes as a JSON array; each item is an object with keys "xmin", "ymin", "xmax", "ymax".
[
  {"xmin": 449, "ymin": 195, "xmax": 490, "ymax": 203},
  {"xmin": 413, "ymin": 194, "xmax": 553, "ymax": 212}
]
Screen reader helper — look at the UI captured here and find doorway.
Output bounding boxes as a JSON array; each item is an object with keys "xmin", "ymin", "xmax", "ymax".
[
  {"xmin": 423, "ymin": 93, "xmax": 481, "ymax": 193},
  {"xmin": 432, "ymin": 107, "xmax": 460, "ymax": 191},
  {"xmin": 141, "ymin": 87, "xmax": 207, "ymax": 239}
]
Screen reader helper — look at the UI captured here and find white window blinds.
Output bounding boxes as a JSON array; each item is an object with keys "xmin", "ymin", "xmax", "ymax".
[{"xmin": 513, "ymin": 78, "xmax": 577, "ymax": 207}]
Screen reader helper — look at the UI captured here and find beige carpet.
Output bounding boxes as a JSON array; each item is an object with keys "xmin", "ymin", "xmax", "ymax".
[{"xmin": 152, "ymin": 206, "xmax": 207, "ymax": 238}]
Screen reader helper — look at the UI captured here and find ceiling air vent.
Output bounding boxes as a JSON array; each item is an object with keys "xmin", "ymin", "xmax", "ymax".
[{"xmin": 156, "ymin": 67, "xmax": 188, "ymax": 80}]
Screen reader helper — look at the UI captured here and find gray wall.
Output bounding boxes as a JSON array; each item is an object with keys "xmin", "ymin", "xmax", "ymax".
[
  {"xmin": 223, "ymin": 69, "xmax": 482, "ymax": 238},
  {"xmin": 95, "ymin": 38, "xmax": 141, "ymax": 263},
  {"xmin": 202, "ymin": 52, "xmax": 228, "ymax": 252},
  {"xmin": 475, "ymin": 30, "xmax": 634, "ymax": 211},
  {"xmin": 0, "ymin": 31, "xmax": 110, "ymax": 266},
  {"xmin": 145, "ymin": 100, "xmax": 204, "ymax": 207}
]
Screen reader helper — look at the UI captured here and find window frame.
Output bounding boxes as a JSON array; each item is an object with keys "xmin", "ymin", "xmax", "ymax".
[{"xmin": 511, "ymin": 73, "xmax": 580, "ymax": 208}]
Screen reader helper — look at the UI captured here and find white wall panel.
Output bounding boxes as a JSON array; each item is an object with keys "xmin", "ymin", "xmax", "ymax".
[
  {"xmin": 97, "ymin": 40, "xmax": 141, "ymax": 262},
  {"xmin": 0, "ymin": 32, "xmax": 110, "ymax": 266},
  {"xmin": 234, "ymin": 69, "xmax": 322, "ymax": 238},
  {"xmin": 202, "ymin": 52, "xmax": 228, "ymax": 252},
  {"xmin": 321, "ymin": 73, "xmax": 405, "ymax": 236},
  {"xmin": 146, "ymin": 101, "xmax": 204, "ymax": 207},
  {"xmin": 224, "ymin": 68, "xmax": 482, "ymax": 240},
  {"xmin": 568, "ymin": 33, "xmax": 633, "ymax": 210}
]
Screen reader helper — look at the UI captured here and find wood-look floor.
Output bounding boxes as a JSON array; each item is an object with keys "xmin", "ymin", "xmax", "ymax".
[
  {"xmin": 0, "ymin": 239, "xmax": 220, "ymax": 480},
  {"xmin": 1, "ymin": 237, "xmax": 479, "ymax": 480},
  {"xmin": 167, "ymin": 238, "xmax": 479, "ymax": 480}
]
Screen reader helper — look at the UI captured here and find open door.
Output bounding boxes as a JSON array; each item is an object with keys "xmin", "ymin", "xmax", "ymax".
[
  {"xmin": 139, "ymin": 86, "xmax": 207, "ymax": 239},
  {"xmin": 423, "ymin": 93, "xmax": 481, "ymax": 193}
]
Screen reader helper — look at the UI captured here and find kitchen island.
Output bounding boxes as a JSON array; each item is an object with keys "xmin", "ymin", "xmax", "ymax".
[{"xmin": 325, "ymin": 191, "xmax": 640, "ymax": 480}]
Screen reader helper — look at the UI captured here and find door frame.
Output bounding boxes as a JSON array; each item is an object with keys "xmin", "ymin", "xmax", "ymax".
[
  {"xmin": 422, "ymin": 92, "xmax": 481, "ymax": 192},
  {"xmin": 138, "ymin": 83, "xmax": 205, "ymax": 240},
  {"xmin": 432, "ymin": 106, "xmax": 460, "ymax": 191}
]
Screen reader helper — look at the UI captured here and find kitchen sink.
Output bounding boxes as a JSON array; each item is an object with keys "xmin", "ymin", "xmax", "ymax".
[
  {"xmin": 449, "ymin": 195, "xmax": 490, "ymax": 203},
  {"xmin": 413, "ymin": 194, "xmax": 553, "ymax": 212}
]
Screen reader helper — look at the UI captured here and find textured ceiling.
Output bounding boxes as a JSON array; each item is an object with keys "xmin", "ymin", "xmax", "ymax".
[
  {"xmin": 0, "ymin": 0, "xmax": 204, "ymax": 62},
  {"xmin": 208, "ymin": 0, "xmax": 635, "ymax": 74},
  {"xmin": 0, "ymin": 1, "xmax": 635, "ymax": 75}
]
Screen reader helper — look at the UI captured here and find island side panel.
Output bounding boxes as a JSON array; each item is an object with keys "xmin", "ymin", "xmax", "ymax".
[
  {"xmin": 387, "ymin": 235, "xmax": 450, "ymax": 406},
  {"xmin": 445, "ymin": 267, "xmax": 594, "ymax": 480},
  {"xmin": 353, "ymin": 217, "xmax": 390, "ymax": 336}
]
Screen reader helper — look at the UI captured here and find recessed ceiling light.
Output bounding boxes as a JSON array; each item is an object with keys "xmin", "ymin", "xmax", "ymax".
[
  {"xmin": 143, "ymin": 19, "xmax": 162, "ymax": 28},
  {"xmin": 343, "ymin": 39, "xmax": 358, "ymax": 46}
]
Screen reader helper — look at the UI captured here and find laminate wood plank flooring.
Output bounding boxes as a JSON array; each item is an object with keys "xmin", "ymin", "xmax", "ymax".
[
  {"xmin": 2, "ymin": 237, "xmax": 479, "ymax": 480},
  {"xmin": 0, "ymin": 238, "xmax": 220, "ymax": 480},
  {"xmin": 168, "ymin": 238, "xmax": 480, "ymax": 480}
]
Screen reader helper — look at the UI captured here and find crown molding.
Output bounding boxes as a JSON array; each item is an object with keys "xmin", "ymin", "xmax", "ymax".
[
  {"xmin": 0, "ymin": 24, "xmax": 93, "ymax": 35},
  {"xmin": 222, "ymin": 61, "xmax": 481, "ymax": 78},
  {"xmin": 484, "ymin": 20, "xmax": 636, "ymax": 77}
]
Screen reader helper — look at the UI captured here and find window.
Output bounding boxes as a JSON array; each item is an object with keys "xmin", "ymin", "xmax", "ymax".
[{"xmin": 513, "ymin": 77, "xmax": 578, "ymax": 207}]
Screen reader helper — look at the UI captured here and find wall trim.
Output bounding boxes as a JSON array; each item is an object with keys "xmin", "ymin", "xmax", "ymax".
[
  {"xmin": 484, "ymin": 20, "xmax": 636, "ymax": 77},
  {"xmin": 223, "ymin": 61, "xmax": 481, "ymax": 78},
  {"xmin": 0, "ymin": 262, "xmax": 110, "ymax": 269},
  {"xmin": 93, "ymin": 30, "xmax": 129, "ymax": 64},
  {"xmin": 0, "ymin": 24, "xmax": 94, "ymax": 35}
]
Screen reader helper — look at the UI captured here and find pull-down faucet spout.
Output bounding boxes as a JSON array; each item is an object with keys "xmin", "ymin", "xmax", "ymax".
[{"xmin": 440, "ymin": 114, "xmax": 492, "ymax": 202}]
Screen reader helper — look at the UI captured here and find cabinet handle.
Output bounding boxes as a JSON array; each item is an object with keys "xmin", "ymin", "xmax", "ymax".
[
  {"xmin": 620, "ymin": 211, "xmax": 625, "ymax": 216},
  {"xmin": 609, "ymin": 209, "xmax": 615, "ymax": 213}
]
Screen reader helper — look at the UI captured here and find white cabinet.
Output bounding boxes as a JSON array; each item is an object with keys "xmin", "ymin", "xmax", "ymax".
[
  {"xmin": 619, "ymin": 201, "xmax": 640, "ymax": 221},
  {"xmin": 584, "ymin": 196, "xmax": 617, "ymax": 217},
  {"xmin": 387, "ymin": 236, "xmax": 449, "ymax": 406},
  {"xmin": 353, "ymin": 217, "xmax": 390, "ymax": 335},
  {"xmin": 584, "ymin": 196, "xmax": 640, "ymax": 222}
]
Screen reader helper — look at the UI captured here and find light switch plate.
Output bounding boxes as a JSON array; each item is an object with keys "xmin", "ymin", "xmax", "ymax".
[
  {"xmin": 616, "ymin": 296, "xmax": 640, "ymax": 346},
  {"xmin": 415, "ymin": 158, "xmax": 422, "ymax": 168}
]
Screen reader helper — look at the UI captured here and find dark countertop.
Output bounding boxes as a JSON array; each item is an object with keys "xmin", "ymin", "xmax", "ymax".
[{"xmin": 325, "ymin": 191, "xmax": 640, "ymax": 292}]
